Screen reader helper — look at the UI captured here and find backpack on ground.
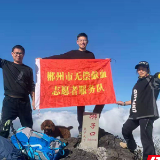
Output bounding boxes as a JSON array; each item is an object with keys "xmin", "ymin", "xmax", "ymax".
[
  {"xmin": 0, "ymin": 135, "xmax": 26, "ymax": 160},
  {"xmin": 11, "ymin": 127, "xmax": 66, "ymax": 160}
]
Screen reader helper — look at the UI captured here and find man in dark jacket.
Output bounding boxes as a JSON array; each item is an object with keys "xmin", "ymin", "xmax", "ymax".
[
  {"xmin": 43, "ymin": 33, "xmax": 104, "ymax": 137},
  {"xmin": 0, "ymin": 45, "xmax": 35, "ymax": 138}
]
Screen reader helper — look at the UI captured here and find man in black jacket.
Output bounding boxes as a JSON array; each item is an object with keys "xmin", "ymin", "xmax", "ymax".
[
  {"xmin": 0, "ymin": 45, "xmax": 35, "ymax": 138},
  {"xmin": 43, "ymin": 33, "xmax": 104, "ymax": 137}
]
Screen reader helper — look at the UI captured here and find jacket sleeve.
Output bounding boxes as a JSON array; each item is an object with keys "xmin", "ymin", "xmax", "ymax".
[
  {"xmin": 92, "ymin": 53, "xmax": 95, "ymax": 59},
  {"xmin": 153, "ymin": 72, "xmax": 160, "ymax": 89},
  {"xmin": 0, "ymin": 58, "xmax": 6, "ymax": 68},
  {"xmin": 43, "ymin": 51, "xmax": 71, "ymax": 59},
  {"xmin": 0, "ymin": 58, "xmax": 2, "ymax": 68},
  {"xmin": 29, "ymin": 68, "xmax": 35, "ymax": 93}
]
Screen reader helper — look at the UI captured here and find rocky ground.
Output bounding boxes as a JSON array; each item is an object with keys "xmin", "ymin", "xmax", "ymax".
[{"xmin": 60, "ymin": 128, "xmax": 142, "ymax": 160}]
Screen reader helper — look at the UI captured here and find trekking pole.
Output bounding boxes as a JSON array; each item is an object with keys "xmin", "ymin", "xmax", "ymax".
[{"xmin": 10, "ymin": 121, "xmax": 16, "ymax": 135}]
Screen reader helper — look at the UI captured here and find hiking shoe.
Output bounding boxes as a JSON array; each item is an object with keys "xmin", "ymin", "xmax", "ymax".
[
  {"xmin": 0, "ymin": 120, "xmax": 11, "ymax": 138},
  {"xmin": 77, "ymin": 132, "xmax": 82, "ymax": 139},
  {"xmin": 120, "ymin": 142, "xmax": 136, "ymax": 154},
  {"xmin": 120, "ymin": 142, "xmax": 127, "ymax": 149},
  {"xmin": 3, "ymin": 120, "xmax": 11, "ymax": 131}
]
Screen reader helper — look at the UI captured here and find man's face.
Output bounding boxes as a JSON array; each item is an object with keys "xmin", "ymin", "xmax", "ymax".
[
  {"xmin": 11, "ymin": 48, "xmax": 24, "ymax": 64},
  {"xmin": 77, "ymin": 36, "xmax": 88, "ymax": 50},
  {"xmin": 137, "ymin": 66, "xmax": 148, "ymax": 77}
]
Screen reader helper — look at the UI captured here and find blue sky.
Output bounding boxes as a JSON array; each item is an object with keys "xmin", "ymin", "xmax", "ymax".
[{"xmin": 0, "ymin": 0, "xmax": 160, "ymax": 112}]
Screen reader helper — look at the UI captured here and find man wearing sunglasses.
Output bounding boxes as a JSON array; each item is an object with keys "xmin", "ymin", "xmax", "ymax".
[
  {"xmin": 43, "ymin": 33, "xmax": 104, "ymax": 138},
  {"xmin": 0, "ymin": 45, "xmax": 35, "ymax": 138}
]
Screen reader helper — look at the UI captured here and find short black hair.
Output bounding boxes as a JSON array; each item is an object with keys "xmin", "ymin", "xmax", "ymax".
[
  {"xmin": 12, "ymin": 45, "xmax": 25, "ymax": 54},
  {"xmin": 77, "ymin": 33, "xmax": 88, "ymax": 40}
]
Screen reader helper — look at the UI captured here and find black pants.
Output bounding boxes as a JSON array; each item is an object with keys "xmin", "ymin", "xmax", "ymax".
[
  {"xmin": 0, "ymin": 96, "xmax": 33, "ymax": 138},
  {"xmin": 77, "ymin": 104, "xmax": 104, "ymax": 132},
  {"xmin": 122, "ymin": 118, "xmax": 155, "ymax": 160}
]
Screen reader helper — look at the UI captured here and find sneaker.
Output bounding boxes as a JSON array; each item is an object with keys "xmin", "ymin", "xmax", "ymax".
[
  {"xmin": 77, "ymin": 132, "xmax": 82, "ymax": 139},
  {"xmin": 0, "ymin": 120, "xmax": 11, "ymax": 138},
  {"xmin": 120, "ymin": 142, "xmax": 127, "ymax": 149},
  {"xmin": 3, "ymin": 120, "xmax": 11, "ymax": 132}
]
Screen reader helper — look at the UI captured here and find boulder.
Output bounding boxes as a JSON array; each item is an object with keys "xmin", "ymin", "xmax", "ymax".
[{"xmin": 60, "ymin": 128, "xmax": 141, "ymax": 160}]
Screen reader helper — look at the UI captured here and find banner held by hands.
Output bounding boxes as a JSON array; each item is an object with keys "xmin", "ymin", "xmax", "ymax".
[{"xmin": 35, "ymin": 59, "xmax": 116, "ymax": 109}]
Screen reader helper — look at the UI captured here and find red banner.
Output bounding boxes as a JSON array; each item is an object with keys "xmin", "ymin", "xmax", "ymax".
[
  {"xmin": 35, "ymin": 59, "xmax": 116, "ymax": 109},
  {"xmin": 147, "ymin": 155, "xmax": 160, "ymax": 160}
]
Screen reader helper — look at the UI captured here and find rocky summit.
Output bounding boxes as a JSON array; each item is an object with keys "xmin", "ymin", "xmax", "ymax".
[{"xmin": 60, "ymin": 128, "xmax": 142, "ymax": 160}]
